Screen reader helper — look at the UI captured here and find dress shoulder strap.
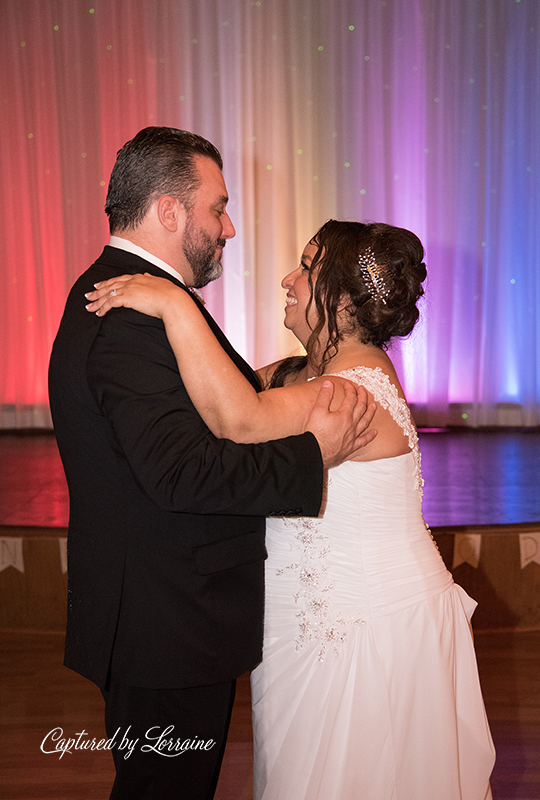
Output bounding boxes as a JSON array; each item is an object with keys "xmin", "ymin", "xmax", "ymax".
[{"xmin": 328, "ymin": 366, "xmax": 424, "ymax": 496}]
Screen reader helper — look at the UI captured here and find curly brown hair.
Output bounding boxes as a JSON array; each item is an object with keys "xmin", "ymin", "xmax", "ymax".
[{"xmin": 269, "ymin": 220, "xmax": 426, "ymax": 388}]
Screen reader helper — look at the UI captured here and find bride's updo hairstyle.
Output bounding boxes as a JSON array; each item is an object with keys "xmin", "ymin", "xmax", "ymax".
[{"xmin": 269, "ymin": 220, "xmax": 426, "ymax": 388}]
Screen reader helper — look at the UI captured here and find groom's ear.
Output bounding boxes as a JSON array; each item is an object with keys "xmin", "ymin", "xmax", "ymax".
[{"xmin": 156, "ymin": 195, "xmax": 187, "ymax": 235}]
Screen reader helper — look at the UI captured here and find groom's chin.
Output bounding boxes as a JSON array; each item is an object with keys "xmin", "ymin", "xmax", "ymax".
[{"xmin": 194, "ymin": 259, "xmax": 224, "ymax": 289}]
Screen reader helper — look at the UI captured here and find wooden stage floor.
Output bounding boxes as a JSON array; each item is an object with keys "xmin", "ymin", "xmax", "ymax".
[
  {"xmin": 1, "ymin": 428, "xmax": 540, "ymax": 528},
  {"xmin": 1, "ymin": 429, "xmax": 539, "ymax": 799}
]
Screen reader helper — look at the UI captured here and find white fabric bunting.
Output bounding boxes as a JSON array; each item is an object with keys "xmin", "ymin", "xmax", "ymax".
[
  {"xmin": 0, "ymin": 537, "xmax": 24, "ymax": 573},
  {"xmin": 452, "ymin": 534, "xmax": 482, "ymax": 569},
  {"xmin": 59, "ymin": 538, "xmax": 68, "ymax": 574},
  {"xmin": 519, "ymin": 533, "xmax": 540, "ymax": 569}
]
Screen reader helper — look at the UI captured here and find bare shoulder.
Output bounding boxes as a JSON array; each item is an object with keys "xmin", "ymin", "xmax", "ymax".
[
  {"xmin": 306, "ymin": 374, "xmax": 365, "ymax": 409},
  {"xmin": 321, "ymin": 358, "xmax": 414, "ymax": 462}
]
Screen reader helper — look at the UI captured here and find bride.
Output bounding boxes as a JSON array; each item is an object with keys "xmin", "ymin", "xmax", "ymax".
[{"xmin": 86, "ymin": 219, "xmax": 495, "ymax": 800}]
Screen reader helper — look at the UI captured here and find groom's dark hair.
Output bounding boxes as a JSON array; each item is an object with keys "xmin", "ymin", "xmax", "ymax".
[{"xmin": 105, "ymin": 126, "xmax": 223, "ymax": 234}]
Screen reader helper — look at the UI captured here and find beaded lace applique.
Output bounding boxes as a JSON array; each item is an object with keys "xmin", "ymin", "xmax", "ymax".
[
  {"xmin": 276, "ymin": 512, "xmax": 367, "ymax": 661},
  {"xmin": 276, "ymin": 366, "xmax": 425, "ymax": 661}
]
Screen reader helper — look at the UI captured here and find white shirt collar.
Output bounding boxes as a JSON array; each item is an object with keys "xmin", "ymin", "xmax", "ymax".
[{"xmin": 108, "ymin": 235, "xmax": 185, "ymax": 285}]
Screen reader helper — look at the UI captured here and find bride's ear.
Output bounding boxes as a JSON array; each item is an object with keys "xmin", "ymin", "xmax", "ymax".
[{"xmin": 338, "ymin": 293, "xmax": 354, "ymax": 315}]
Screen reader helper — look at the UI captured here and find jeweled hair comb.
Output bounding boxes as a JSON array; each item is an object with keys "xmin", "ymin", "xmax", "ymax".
[{"xmin": 358, "ymin": 247, "xmax": 389, "ymax": 304}]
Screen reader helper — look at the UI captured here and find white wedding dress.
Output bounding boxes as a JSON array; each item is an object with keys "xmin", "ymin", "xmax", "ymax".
[{"xmin": 251, "ymin": 367, "xmax": 495, "ymax": 800}]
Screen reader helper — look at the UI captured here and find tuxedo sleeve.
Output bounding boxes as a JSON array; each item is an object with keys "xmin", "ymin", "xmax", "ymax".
[{"xmin": 87, "ymin": 308, "xmax": 323, "ymax": 517}]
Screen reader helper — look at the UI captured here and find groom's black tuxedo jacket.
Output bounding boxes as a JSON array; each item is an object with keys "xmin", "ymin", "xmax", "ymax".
[{"xmin": 49, "ymin": 246, "xmax": 323, "ymax": 691}]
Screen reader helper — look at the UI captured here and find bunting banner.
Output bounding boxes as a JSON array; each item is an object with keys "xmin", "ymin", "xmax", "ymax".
[
  {"xmin": 0, "ymin": 537, "xmax": 24, "ymax": 573},
  {"xmin": 452, "ymin": 533, "xmax": 482, "ymax": 569},
  {"xmin": 519, "ymin": 533, "xmax": 540, "ymax": 569},
  {"xmin": 59, "ymin": 538, "xmax": 68, "ymax": 574}
]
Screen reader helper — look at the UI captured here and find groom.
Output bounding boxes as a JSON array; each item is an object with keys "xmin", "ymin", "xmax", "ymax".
[{"xmin": 48, "ymin": 127, "xmax": 375, "ymax": 799}]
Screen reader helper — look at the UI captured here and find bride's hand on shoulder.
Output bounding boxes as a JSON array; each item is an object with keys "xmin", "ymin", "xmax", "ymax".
[{"xmin": 84, "ymin": 273, "xmax": 187, "ymax": 319}]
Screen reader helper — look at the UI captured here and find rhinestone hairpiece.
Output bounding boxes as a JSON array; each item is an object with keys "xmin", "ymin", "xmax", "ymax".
[{"xmin": 358, "ymin": 247, "xmax": 389, "ymax": 304}]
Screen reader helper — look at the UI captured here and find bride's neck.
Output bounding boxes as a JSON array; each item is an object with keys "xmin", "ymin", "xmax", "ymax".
[{"xmin": 306, "ymin": 336, "xmax": 384, "ymax": 379}]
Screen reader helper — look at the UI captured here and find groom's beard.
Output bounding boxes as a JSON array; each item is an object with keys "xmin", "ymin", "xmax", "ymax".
[{"xmin": 183, "ymin": 216, "xmax": 226, "ymax": 288}]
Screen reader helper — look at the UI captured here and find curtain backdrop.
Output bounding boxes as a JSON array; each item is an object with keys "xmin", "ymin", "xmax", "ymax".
[{"xmin": 1, "ymin": 0, "xmax": 538, "ymax": 428}]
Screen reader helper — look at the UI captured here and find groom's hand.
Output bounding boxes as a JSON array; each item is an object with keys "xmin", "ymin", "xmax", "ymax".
[{"xmin": 306, "ymin": 381, "xmax": 377, "ymax": 469}]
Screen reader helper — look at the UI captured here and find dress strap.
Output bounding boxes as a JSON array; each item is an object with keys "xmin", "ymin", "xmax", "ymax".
[{"xmin": 327, "ymin": 366, "xmax": 424, "ymax": 497}]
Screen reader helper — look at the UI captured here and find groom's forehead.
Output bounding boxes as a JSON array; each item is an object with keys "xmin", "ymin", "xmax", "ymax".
[{"xmin": 194, "ymin": 156, "xmax": 229, "ymax": 202}]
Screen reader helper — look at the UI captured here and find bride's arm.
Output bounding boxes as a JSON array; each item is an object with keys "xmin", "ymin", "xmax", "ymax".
[{"xmin": 85, "ymin": 274, "xmax": 353, "ymax": 444}]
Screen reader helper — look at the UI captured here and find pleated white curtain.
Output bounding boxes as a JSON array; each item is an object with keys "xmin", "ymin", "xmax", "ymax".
[{"xmin": 0, "ymin": 0, "xmax": 538, "ymax": 428}]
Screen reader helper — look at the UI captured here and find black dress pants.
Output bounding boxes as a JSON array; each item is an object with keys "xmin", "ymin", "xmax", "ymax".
[{"xmin": 102, "ymin": 678, "xmax": 237, "ymax": 800}]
